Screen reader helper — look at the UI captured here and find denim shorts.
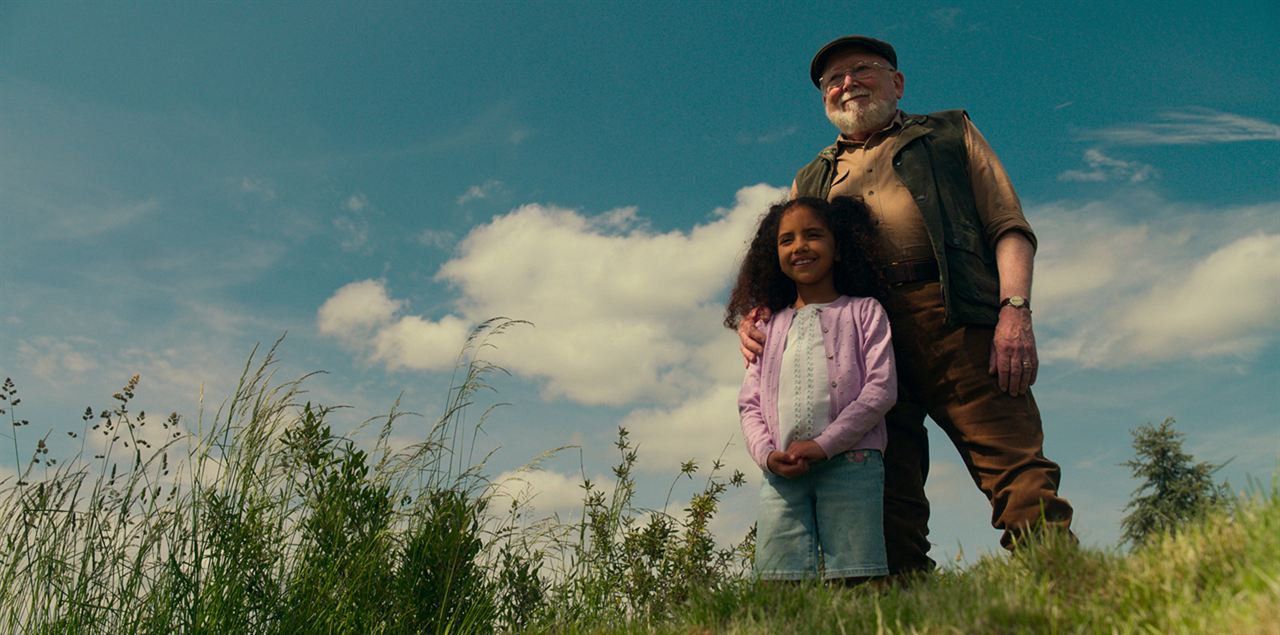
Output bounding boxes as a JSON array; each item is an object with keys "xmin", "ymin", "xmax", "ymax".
[{"xmin": 755, "ymin": 449, "xmax": 888, "ymax": 580}]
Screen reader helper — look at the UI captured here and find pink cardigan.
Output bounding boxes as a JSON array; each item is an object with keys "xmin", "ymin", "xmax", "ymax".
[{"xmin": 738, "ymin": 295, "xmax": 897, "ymax": 472}]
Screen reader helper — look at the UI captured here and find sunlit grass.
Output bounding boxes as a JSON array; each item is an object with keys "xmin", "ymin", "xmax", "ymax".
[{"xmin": 1, "ymin": 320, "xmax": 1275, "ymax": 633}]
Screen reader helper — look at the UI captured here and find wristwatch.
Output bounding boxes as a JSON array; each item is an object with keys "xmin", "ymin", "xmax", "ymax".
[{"xmin": 1000, "ymin": 295, "xmax": 1030, "ymax": 310}]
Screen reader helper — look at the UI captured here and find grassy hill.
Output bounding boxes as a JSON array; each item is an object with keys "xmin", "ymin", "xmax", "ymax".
[
  {"xmin": 2, "ymin": 334, "xmax": 1276, "ymax": 633},
  {"xmin": 613, "ymin": 489, "xmax": 1278, "ymax": 634}
]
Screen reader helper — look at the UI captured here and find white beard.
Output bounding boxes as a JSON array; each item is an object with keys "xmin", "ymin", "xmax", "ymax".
[{"xmin": 826, "ymin": 91, "xmax": 896, "ymax": 138}]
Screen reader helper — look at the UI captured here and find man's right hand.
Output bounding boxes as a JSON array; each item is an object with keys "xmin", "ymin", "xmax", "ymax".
[
  {"xmin": 738, "ymin": 306, "xmax": 772, "ymax": 366},
  {"xmin": 767, "ymin": 450, "xmax": 809, "ymax": 478}
]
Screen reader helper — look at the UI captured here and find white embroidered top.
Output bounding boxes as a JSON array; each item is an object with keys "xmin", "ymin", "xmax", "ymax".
[{"xmin": 776, "ymin": 302, "xmax": 831, "ymax": 450}]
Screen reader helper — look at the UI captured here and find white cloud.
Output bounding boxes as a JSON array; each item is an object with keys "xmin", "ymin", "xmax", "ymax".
[
  {"xmin": 416, "ymin": 228, "xmax": 456, "ymax": 250},
  {"xmin": 317, "ymin": 185, "xmax": 787, "ymax": 472},
  {"xmin": 490, "ymin": 466, "xmax": 754, "ymax": 554},
  {"xmin": 1033, "ymin": 194, "xmax": 1280, "ymax": 366},
  {"xmin": 1083, "ymin": 108, "xmax": 1280, "ymax": 146},
  {"xmin": 13, "ymin": 339, "xmax": 264, "ymax": 465},
  {"xmin": 492, "ymin": 468, "xmax": 608, "ymax": 515},
  {"xmin": 457, "ymin": 180, "xmax": 505, "ymax": 204},
  {"xmin": 593, "ymin": 206, "xmax": 645, "ymax": 231},
  {"xmin": 1115, "ymin": 233, "xmax": 1280, "ymax": 360},
  {"xmin": 1058, "ymin": 148, "xmax": 1158, "ymax": 183},
  {"xmin": 16, "ymin": 336, "xmax": 99, "ymax": 380},
  {"xmin": 333, "ymin": 193, "xmax": 374, "ymax": 252},
  {"xmin": 316, "ymin": 280, "xmax": 469, "ymax": 371},
  {"xmin": 432, "ymin": 186, "xmax": 782, "ymax": 404},
  {"xmin": 317, "ymin": 279, "xmax": 402, "ymax": 337},
  {"xmin": 923, "ymin": 460, "xmax": 972, "ymax": 501},
  {"xmin": 618, "ymin": 383, "xmax": 754, "ymax": 476},
  {"xmin": 333, "ymin": 215, "xmax": 369, "ymax": 253},
  {"xmin": 369, "ymin": 315, "xmax": 472, "ymax": 372},
  {"xmin": 321, "ymin": 184, "xmax": 786, "ymax": 406},
  {"xmin": 112, "ymin": 344, "xmax": 249, "ymax": 417}
]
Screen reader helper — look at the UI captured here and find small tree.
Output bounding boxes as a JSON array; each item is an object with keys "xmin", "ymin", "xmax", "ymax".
[{"xmin": 1121, "ymin": 417, "xmax": 1226, "ymax": 546}]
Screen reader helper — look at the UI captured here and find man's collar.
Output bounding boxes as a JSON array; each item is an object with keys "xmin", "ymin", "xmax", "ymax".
[{"xmin": 835, "ymin": 110, "xmax": 904, "ymax": 149}]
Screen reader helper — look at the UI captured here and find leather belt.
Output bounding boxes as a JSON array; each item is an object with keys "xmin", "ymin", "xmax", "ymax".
[{"xmin": 881, "ymin": 259, "xmax": 940, "ymax": 286}]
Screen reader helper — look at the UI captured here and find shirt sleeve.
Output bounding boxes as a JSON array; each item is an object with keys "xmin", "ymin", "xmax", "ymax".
[
  {"xmin": 964, "ymin": 114, "xmax": 1037, "ymax": 251},
  {"xmin": 812, "ymin": 299, "xmax": 897, "ymax": 458},
  {"xmin": 737, "ymin": 321, "xmax": 776, "ymax": 472}
]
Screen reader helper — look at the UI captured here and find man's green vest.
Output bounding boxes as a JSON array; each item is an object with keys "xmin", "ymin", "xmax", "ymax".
[{"xmin": 794, "ymin": 109, "xmax": 1001, "ymax": 327}]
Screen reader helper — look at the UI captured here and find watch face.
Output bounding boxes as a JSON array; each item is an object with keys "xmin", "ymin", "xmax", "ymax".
[{"xmin": 1005, "ymin": 296, "xmax": 1027, "ymax": 308}]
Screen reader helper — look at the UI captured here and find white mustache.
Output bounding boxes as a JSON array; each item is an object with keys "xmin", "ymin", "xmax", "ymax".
[{"xmin": 841, "ymin": 90, "xmax": 871, "ymax": 104}]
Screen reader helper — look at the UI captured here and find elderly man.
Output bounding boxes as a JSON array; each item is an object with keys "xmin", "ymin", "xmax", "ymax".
[{"xmin": 738, "ymin": 35, "xmax": 1073, "ymax": 575}]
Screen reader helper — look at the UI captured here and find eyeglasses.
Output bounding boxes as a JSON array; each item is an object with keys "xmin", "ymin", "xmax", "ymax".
[{"xmin": 820, "ymin": 62, "xmax": 895, "ymax": 92}]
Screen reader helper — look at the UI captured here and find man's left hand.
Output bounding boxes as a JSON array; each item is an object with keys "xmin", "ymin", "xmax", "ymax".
[{"xmin": 989, "ymin": 305, "xmax": 1038, "ymax": 396}]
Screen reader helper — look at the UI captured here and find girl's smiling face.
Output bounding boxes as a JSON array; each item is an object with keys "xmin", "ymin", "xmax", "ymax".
[{"xmin": 777, "ymin": 205, "xmax": 838, "ymax": 296}]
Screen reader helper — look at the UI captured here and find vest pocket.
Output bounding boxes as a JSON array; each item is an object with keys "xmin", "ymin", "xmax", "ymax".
[
  {"xmin": 947, "ymin": 247, "xmax": 1000, "ymax": 304},
  {"xmin": 944, "ymin": 225, "xmax": 998, "ymax": 304},
  {"xmin": 944, "ymin": 222, "xmax": 991, "ymax": 262}
]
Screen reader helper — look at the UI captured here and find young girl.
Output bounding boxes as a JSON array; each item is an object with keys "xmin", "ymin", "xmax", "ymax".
[{"xmin": 725, "ymin": 196, "xmax": 897, "ymax": 582}]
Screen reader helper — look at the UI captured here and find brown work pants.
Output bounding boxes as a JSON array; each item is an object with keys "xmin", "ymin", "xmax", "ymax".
[{"xmin": 880, "ymin": 281, "xmax": 1074, "ymax": 574}]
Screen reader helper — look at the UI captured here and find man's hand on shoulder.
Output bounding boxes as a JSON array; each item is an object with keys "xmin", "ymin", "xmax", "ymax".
[
  {"xmin": 989, "ymin": 304, "xmax": 1037, "ymax": 396},
  {"xmin": 738, "ymin": 306, "xmax": 772, "ymax": 367}
]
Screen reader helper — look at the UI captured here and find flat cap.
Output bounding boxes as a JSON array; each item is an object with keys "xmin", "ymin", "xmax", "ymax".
[{"xmin": 809, "ymin": 35, "xmax": 897, "ymax": 87}]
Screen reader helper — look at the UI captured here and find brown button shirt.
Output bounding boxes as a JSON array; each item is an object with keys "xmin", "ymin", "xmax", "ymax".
[{"xmin": 796, "ymin": 111, "xmax": 1035, "ymax": 266}]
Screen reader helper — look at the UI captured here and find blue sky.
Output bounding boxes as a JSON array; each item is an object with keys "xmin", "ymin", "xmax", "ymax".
[{"xmin": 3, "ymin": 1, "xmax": 1278, "ymax": 562}]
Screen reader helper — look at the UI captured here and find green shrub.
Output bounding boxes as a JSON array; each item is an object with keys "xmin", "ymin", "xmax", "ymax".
[
  {"xmin": 1121, "ymin": 417, "xmax": 1227, "ymax": 546},
  {"xmin": 0, "ymin": 320, "xmax": 755, "ymax": 633},
  {"xmin": 0, "ymin": 324, "xmax": 518, "ymax": 633},
  {"xmin": 533, "ymin": 428, "xmax": 751, "ymax": 628}
]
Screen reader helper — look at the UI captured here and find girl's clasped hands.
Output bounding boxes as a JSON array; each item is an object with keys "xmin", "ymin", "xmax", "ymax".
[{"xmin": 766, "ymin": 440, "xmax": 828, "ymax": 478}]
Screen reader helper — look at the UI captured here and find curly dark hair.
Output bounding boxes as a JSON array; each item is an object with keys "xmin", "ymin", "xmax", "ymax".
[{"xmin": 723, "ymin": 196, "xmax": 884, "ymax": 329}]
